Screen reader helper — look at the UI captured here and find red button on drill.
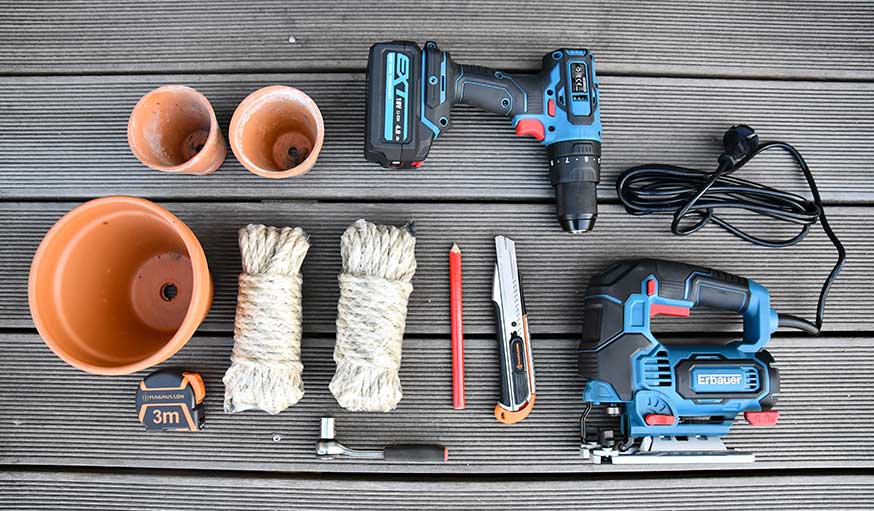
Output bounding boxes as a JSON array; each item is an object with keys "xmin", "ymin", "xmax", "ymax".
[
  {"xmin": 644, "ymin": 414, "xmax": 675, "ymax": 426},
  {"xmin": 515, "ymin": 119, "xmax": 545, "ymax": 141},
  {"xmin": 411, "ymin": 161, "xmax": 423, "ymax": 168},
  {"xmin": 744, "ymin": 410, "xmax": 779, "ymax": 426},
  {"xmin": 547, "ymin": 99, "xmax": 556, "ymax": 117}
]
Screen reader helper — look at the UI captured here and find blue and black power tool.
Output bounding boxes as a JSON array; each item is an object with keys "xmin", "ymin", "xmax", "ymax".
[
  {"xmin": 577, "ymin": 259, "xmax": 811, "ymax": 464},
  {"xmin": 364, "ymin": 41, "xmax": 602, "ymax": 233}
]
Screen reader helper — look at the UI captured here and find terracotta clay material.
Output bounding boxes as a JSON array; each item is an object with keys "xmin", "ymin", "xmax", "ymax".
[
  {"xmin": 28, "ymin": 196, "xmax": 213, "ymax": 375},
  {"xmin": 128, "ymin": 85, "xmax": 226, "ymax": 175},
  {"xmin": 229, "ymin": 85, "xmax": 324, "ymax": 178}
]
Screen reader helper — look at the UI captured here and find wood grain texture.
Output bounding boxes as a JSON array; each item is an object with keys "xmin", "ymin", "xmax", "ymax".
[
  {"xmin": 1, "ymin": 1, "xmax": 872, "ymax": 79},
  {"xmin": 2, "ymin": 1, "xmax": 873, "ymax": 497},
  {"xmin": 1, "ymin": 74, "xmax": 873, "ymax": 202},
  {"xmin": 1, "ymin": 333, "xmax": 872, "ymax": 473},
  {"xmin": 3, "ymin": 201, "xmax": 867, "ymax": 335},
  {"xmin": 3, "ymin": 470, "xmax": 874, "ymax": 510}
]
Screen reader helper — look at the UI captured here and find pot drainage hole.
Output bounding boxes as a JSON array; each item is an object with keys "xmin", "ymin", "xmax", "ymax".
[
  {"xmin": 288, "ymin": 147, "xmax": 307, "ymax": 166},
  {"xmin": 160, "ymin": 282, "xmax": 179, "ymax": 302}
]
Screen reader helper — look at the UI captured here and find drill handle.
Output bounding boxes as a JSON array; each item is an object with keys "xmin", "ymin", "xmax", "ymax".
[{"xmin": 453, "ymin": 64, "xmax": 540, "ymax": 118}]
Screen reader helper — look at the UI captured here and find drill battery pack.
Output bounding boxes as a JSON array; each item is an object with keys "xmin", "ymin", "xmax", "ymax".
[{"xmin": 365, "ymin": 41, "xmax": 430, "ymax": 168}]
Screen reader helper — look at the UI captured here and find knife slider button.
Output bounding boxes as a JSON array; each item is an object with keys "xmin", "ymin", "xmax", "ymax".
[{"xmin": 510, "ymin": 335, "xmax": 526, "ymax": 373}]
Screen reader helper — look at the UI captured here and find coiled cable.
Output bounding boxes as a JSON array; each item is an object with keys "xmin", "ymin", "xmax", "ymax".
[{"xmin": 616, "ymin": 129, "xmax": 846, "ymax": 335}]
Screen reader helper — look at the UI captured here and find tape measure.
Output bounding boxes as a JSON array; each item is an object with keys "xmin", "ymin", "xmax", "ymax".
[{"xmin": 136, "ymin": 369, "xmax": 205, "ymax": 431}]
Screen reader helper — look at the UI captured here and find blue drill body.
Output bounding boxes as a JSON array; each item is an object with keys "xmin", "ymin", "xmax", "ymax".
[
  {"xmin": 365, "ymin": 41, "xmax": 602, "ymax": 233},
  {"xmin": 580, "ymin": 260, "xmax": 780, "ymax": 441}
]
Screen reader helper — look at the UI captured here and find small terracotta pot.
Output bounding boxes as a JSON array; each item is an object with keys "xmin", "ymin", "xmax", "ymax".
[
  {"xmin": 229, "ymin": 85, "xmax": 324, "ymax": 178},
  {"xmin": 128, "ymin": 85, "xmax": 226, "ymax": 175},
  {"xmin": 28, "ymin": 197, "xmax": 213, "ymax": 375}
]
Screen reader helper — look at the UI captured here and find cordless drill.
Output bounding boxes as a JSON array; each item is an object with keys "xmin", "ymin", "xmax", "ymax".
[{"xmin": 364, "ymin": 41, "xmax": 603, "ymax": 233}]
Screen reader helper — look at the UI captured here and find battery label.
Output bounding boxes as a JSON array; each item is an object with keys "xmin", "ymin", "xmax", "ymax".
[
  {"xmin": 571, "ymin": 62, "xmax": 588, "ymax": 93},
  {"xmin": 383, "ymin": 51, "xmax": 411, "ymax": 143},
  {"xmin": 568, "ymin": 60, "xmax": 592, "ymax": 116}
]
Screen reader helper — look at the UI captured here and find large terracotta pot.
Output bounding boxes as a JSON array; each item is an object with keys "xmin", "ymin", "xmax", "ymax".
[
  {"xmin": 229, "ymin": 85, "xmax": 324, "ymax": 178},
  {"xmin": 28, "ymin": 197, "xmax": 213, "ymax": 375},
  {"xmin": 128, "ymin": 85, "xmax": 226, "ymax": 175}
]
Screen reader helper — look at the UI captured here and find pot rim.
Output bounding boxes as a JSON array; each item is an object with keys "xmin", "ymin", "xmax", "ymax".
[
  {"xmin": 229, "ymin": 85, "xmax": 325, "ymax": 179},
  {"xmin": 127, "ymin": 85, "xmax": 223, "ymax": 175},
  {"xmin": 28, "ymin": 196, "xmax": 212, "ymax": 375}
]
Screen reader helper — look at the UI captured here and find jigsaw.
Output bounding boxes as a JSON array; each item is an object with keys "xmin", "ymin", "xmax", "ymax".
[{"xmin": 577, "ymin": 259, "xmax": 812, "ymax": 464}]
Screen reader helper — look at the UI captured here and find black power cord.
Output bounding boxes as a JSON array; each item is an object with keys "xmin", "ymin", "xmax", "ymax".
[{"xmin": 616, "ymin": 125, "xmax": 846, "ymax": 335}]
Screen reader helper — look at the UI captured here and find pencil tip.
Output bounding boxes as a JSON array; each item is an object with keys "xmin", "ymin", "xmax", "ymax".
[{"xmin": 450, "ymin": 242, "xmax": 461, "ymax": 253}]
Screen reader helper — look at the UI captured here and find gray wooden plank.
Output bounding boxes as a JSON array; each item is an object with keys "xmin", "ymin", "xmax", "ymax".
[
  {"xmin": 1, "ymin": 201, "xmax": 867, "ymax": 334},
  {"xmin": 1, "ymin": 1, "xmax": 872, "ymax": 79},
  {"xmin": 1, "ymin": 333, "xmax": 872, "ymax": 474},
  {"xmin": 1, "ymin": 74, "xmax": 873, "ymax": 202},
  {"xmin": 2, "ymin": 470, "xmax": 873, "ymax": 510}
]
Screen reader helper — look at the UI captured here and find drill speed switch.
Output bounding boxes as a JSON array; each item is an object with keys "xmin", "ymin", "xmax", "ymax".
[{"xmin": 365, "ymin": 41, "xmax": 602, "ymax": 233}]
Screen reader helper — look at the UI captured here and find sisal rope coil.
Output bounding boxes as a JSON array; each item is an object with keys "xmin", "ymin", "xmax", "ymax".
[
  {"xmin": 329, "ymin": 219, "xmax": 417, "ymax": 412},
  {"xmin": 223, "ymin": 224, "xmax": 310, "ymax": 415}
]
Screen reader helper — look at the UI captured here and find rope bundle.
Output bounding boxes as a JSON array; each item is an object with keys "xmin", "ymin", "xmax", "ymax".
[
  {"xmin": 223, "ymin": 224, "xmax": 310, "ymax": 414},
  {"xmin": 329, "ymin": 219, "xmax": 417, "ymax": 412}
]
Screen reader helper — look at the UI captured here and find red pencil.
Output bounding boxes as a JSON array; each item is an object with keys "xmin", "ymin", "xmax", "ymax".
[{"xmin": 449, "ymin": 243, "xmax": 465, "ymax": 409}]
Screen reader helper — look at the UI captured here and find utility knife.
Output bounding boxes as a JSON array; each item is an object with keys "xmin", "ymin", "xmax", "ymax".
[{"xmin": 492, "ymin": 235, "xmax": 536, "ymax": 424}]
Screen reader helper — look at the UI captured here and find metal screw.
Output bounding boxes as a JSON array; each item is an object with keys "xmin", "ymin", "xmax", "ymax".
[{"xmin": 272, "ymin": 433, "xmax": 282, "ymax": 442}]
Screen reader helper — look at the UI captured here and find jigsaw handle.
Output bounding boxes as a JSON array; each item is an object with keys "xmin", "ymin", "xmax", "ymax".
[
  {"xmin": 584, "ymin": 259, "xmax": 777, "ymax": 353},
  {"xmin": 651, "ymin": 260, "xmax": 752, "ymax": 313}
]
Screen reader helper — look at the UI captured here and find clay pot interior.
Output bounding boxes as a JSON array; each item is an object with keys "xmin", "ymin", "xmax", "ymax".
[
  {"xmin": 232, "ymin": 86, "xmax": 323, "ymax": 177},
  {"xmin": 29, "ymin": 198, "xmax": 209, "ymax": 373},
  {"xmin": 128, "ymin": 86, "xmax": 222, "ymax": 172}
]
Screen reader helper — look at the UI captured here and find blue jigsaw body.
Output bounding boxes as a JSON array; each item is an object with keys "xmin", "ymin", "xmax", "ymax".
[{"xmin": 580, "ymin": 259, "xmax": 781, "ymax": 441}]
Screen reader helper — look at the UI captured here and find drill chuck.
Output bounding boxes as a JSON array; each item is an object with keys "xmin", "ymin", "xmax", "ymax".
[{"xmin": 548, "ymin": 140, "xmax": 601, "ymax": 233}]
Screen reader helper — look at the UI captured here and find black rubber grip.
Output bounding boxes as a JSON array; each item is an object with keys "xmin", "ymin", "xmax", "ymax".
[
  {"xmin": 493, "ymin": 299, "xmax": 513, "ymax": 408},
  {"xmin": 454, "ymin": 64, "xmax": 540, "ymax": 118},
  {"xmin": 688, "ymin": 271, "xmax": 752, "ymax": 313},
  {"xmin": 383, "ymin": 444, "xmax": 448, "ymax": 463},
  {"xmin": 644, "ymin": 260, "xmax": 752, "ymax": 313}
]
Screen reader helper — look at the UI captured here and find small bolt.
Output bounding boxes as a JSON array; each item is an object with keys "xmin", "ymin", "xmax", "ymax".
[
  {"xmin": 272, "ymin": 434, "xmax": 282, "ymax": 442},
  {"xmin": 287, "ymin": 35, "xmax": 297, "ymax": 44}
]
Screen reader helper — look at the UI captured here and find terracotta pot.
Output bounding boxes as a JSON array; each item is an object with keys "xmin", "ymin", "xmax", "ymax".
[
  {"xmin": 229, "ymin": 85, "xmax": 324, "ymax": 178},
  {"xmin": 128, "ymin": 85, "xmax": 226, "ymax": 175},
  {"xmin": 28, "ymin": 197, "xmax": 213, "ymax": 375}
]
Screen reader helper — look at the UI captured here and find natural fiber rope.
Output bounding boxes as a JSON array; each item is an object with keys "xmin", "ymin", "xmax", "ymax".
[
  {"xmin": 223, "ymin": 224, "xmax": 310, "ymax": 414},
  {"xmin": 329, "ymin": 219, "xmax": 417, "ymax": 412}
]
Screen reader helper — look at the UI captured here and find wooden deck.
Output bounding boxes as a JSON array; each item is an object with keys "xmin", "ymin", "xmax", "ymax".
[{"xmin": 2, "ymin": 2, "xmax": 873, "ymax": 509}]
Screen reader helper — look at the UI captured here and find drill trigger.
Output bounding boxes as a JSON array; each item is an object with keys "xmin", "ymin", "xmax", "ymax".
[{"xmin": 514, "ymin": 119, "xmax": 545, "ymax": 141}]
